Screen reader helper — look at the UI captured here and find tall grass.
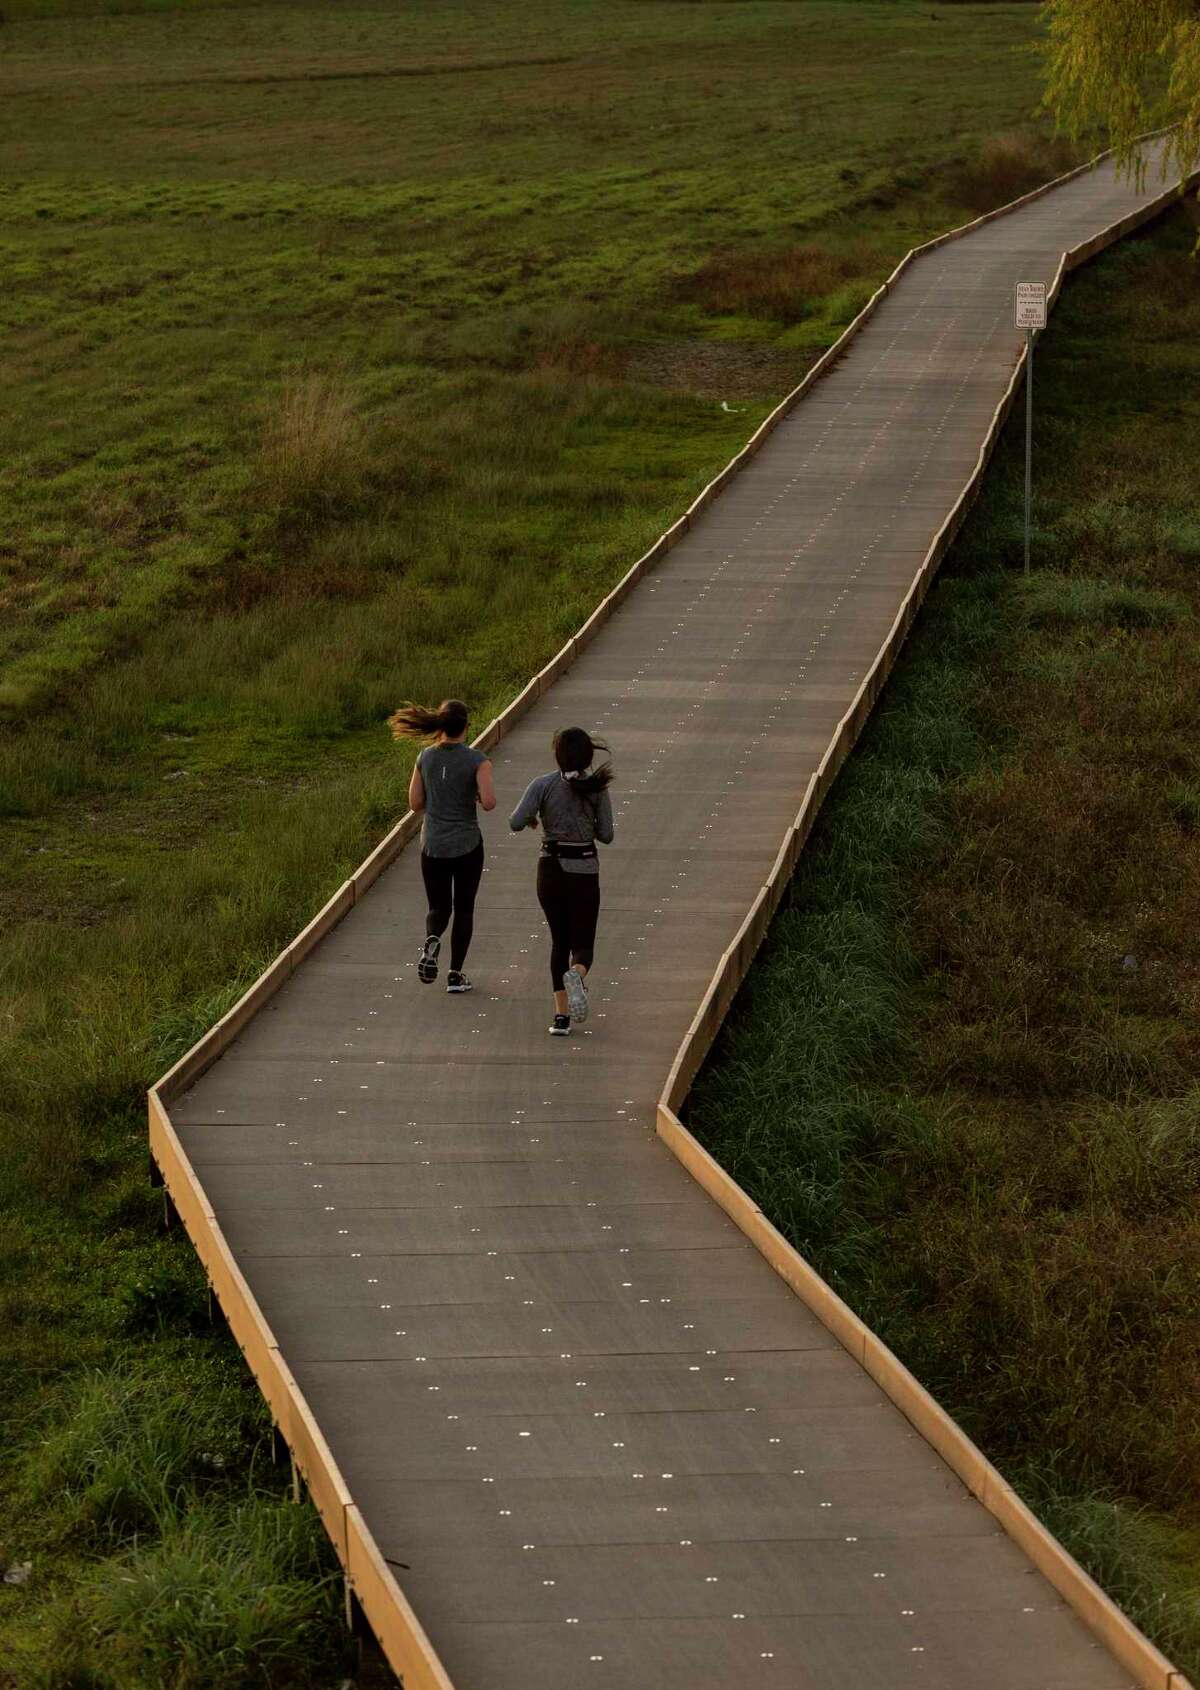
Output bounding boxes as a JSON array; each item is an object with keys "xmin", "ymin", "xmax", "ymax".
[
  {"xmin": 1017, "ymin": 572, "xmax": 1190, "ymax": 632},
  {"xmin": 19, "ymin": 1362, "xmax": 261, "ymax": 1543},
  {"xmin": 256, "ymin": 373, "xmax": 366, "ymax": 526},
  {"xmin": 72, "ymin": 1501, "xmax": 342, "ymax": 1690},
  {"xmin": 4, "ymin": 1361, "xmax": 348, "ymax": 1689}
]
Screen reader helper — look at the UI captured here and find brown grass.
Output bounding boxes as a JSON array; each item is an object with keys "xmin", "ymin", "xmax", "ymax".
[
  {"xmin": 673, "ymin": 244, "xmax": 882, "ymax": 323},
  {"xmin": 949, "ymin": 129, "xmax": 1084, "ymax": 215},
  {"xmin": 255, "ymin": 372, "xmax": 366, "ymax": 522},
  {"xmin": 533, "ymin": 331, "xmax": 626, "ymax": 381}
]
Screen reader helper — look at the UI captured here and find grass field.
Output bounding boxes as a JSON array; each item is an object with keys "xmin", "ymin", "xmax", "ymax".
[
  {"xmin": 690, "ymin": 206, "xmax": 1200, "ymax": 1676},
  {"xmin": 0, "ymin": 0, "xmax": 1139, "ymax": 1683}
]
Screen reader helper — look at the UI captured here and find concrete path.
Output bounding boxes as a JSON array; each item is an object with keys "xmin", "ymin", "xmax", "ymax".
[{"xmin": 172, "ymin": 152, "xmax": 1174, "ymax": 1689}]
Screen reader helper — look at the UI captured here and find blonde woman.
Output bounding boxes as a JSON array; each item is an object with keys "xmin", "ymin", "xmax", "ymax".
[{"xmin": 390, "ymin": 699, "xmax": 495, "ymax": 993}]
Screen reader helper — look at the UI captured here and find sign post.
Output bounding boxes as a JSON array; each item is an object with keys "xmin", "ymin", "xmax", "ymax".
[{"xmin": 1015, "ymin": 282, "xmax": 1046, "ymax": 574}]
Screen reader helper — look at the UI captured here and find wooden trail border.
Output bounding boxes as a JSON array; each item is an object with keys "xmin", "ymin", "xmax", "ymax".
[{"xmin": 151, "ymin": 140, "xmax": 1198, "ymax": 1690}]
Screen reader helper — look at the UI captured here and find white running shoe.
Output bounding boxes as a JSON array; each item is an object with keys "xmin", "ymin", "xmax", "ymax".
[
  {"xmin": 417, "ymin": 935, "xmax": 440, "ymax": 984},
  {"xmin": 563, "ymin": 968, "xmax": 588, "ymax": 1024}
]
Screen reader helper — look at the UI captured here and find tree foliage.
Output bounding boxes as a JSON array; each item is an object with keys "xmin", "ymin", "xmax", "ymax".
[{"xmin": 1043, "ymin": 0, "xmax": 1200, "ymax": 186}]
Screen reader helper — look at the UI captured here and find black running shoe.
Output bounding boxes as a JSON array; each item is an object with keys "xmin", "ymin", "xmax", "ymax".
[
  {"xmin": 549, "ymin": 1013, "xmax": 571, "ymax": 1036},
  {"xmin": 417, "ymin": 935, "xmax": 440, "ymax": 984},
  {"xmin": 446, "ymin": 971, "xmax": 472, "ymax": 994}
]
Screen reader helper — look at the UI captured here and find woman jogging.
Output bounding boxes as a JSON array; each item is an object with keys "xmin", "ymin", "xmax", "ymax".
[
  {"xmin": 509, "ymin": 727, "xmax": 614, "ymax": 1035},
  {"xmin": 390, "ymin": 699, "xmax": 495, "ymax": 994}
]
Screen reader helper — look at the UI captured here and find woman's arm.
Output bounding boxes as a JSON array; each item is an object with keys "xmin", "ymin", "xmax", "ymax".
[
  {"xmin": 594, "ymin": 789, "xmax": 615, "ymax": 845},
  {"xmin": 508, "ymin": 775, "xmax": 543, "ymax": 832},
  {"xmin": 408, "ymin": 759, "xmax": 426, "ymax": 814},
  {"xmin": 476, "ymin": 759, "xmax": 496, "ymax": 812}
]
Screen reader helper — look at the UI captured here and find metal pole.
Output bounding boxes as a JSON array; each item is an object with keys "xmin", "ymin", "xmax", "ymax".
[{"xmin": 1024, "ymin": 327, "xmax": 1033, "ymax": 574}]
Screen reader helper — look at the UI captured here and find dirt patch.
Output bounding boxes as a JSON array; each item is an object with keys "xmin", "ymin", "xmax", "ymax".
[{"xmin": 628, "ymin": 339, "xmax": 817, "ymax": 403}]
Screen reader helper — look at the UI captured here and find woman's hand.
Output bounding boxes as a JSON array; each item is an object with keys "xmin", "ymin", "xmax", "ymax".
[{"xmin": 526, "ymin": 816, "xmax": 539, "ymax": 829}]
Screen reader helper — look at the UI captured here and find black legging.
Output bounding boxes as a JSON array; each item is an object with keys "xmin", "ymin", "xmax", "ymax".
[
  {"xmin": 420, "ymin": 841, "xmax": 484, "ymax": 972},
  {"xmin": 536, "ymin": 856, "xmax": 600, "ymax": 990}
]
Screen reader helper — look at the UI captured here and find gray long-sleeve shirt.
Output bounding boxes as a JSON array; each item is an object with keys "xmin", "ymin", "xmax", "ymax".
[{"xmin": 508, "ymin": 772, "xmax": 614, "ymax": 875}]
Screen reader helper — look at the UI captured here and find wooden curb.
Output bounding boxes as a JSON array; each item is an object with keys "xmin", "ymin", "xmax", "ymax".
[
  {"xmin": 150, "ymin": 1079, "xmax": 454, "ymax": 1678},
  {"xmin": 149, "ymin": 137, "xmax": 1198, "ymax": 1690},
  {"xmin": 655, "ymin": 1097, "xmax": 1188, "ymax": 1690},
  {"xmin": 345, "ymin": 1505, "xmax": 457, "ymax": 1690}
]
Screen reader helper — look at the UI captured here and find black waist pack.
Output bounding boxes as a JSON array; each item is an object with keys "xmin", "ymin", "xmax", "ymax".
[{"xmin": 541, "ymin": 840, "xmax": 597, "ymax": 861}]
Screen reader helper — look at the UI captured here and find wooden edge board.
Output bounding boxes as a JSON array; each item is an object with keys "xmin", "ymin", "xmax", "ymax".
[
  {"xmin": 153, "ymin": 950, "xmax": 294, "ymax": 1103},
  {"xmin": 346, "ymin": 1505, "xmax": 458, "ymax": 1690},
  {"xmin": 534, "ymin": 640, "xmax": 577, "ymax": 695},
  {"xmin": 655, "ymin": 1099, "xmax": 1181, "ymax": 1690},
  {"xmin": 353, "ymin": 811, "xmax": 423, "ymax": 900},
  {"xmin": 655, "ymin": 1102, "xmax": 873, "ymax": 1367},
  {"xmin": 146, "ymin": 1090, "xmax": 458, "ymax": 1681},
  {"xmin": 287, "ymin": 878, "xmax": 355, "ymax": 970},
  {"xmin": 490, "ymin": 675, "xmax": 542, "ymax": 737},
  {"xmin": 273, "ymin": 1351, "xmax": 355, "ymax": 1564},
  {"xmin": 149, "ymin": 1092, "xmax": 286, "ymax": 1428},
  {"xmin": 148, "ymin": 1087, "xmax": 215, "ymax": 1228},
  {"xmin": 982, "ymin": 1477, "xmax": 1191, "ymax": 1690},
  {"xmin": 470, "ymin": 717, "xmax": 501, "ymax": 755}
]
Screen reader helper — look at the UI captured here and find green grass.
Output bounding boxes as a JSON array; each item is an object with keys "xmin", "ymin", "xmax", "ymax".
[
  {"xmin": 689, "ymin": 206, "xmax": 1200, "ymax": 1676},
  {"xmin": 0, "ymin": 0, "xmax": 1083, "ymax": 717},
  {"xmin": 0, "ymin": 0, "xmax": 1134, "ymax": 1681},
  {"xmin": 4, "ymin": 1356, "xmax": 350, "ymax": 1688}
]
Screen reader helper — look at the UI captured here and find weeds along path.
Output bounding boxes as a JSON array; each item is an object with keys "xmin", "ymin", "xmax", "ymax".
[{"xmin": 161, "ymin": 146, "xmax": 1187, "ymax": 1690}]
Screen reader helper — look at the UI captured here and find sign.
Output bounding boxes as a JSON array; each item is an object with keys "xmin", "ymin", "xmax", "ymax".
[{"xmin": 1015, "ymin": 281, "xmax": 1046, "ymax": 331}]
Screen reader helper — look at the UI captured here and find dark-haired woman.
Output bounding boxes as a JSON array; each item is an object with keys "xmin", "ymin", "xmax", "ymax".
[
  {"xmin": 509, "ymin": 727, "xmax": 614, "ymax": 1035},
  {"xmin": 390, "ymin": 698, "xmax": 495, "ymax": 993}
]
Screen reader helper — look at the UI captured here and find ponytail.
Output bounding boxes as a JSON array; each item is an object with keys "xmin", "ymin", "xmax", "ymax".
[
  {"xmin": 567, "ymin": 765, "xmax": 613, "ymax": 798},
  {"xmin": 553, "ymin": 726, "xmax": 614, "ymax": 798},
  {"xmin": 389, "ymin": 698, "xmax": 470, "ymax": 742}
]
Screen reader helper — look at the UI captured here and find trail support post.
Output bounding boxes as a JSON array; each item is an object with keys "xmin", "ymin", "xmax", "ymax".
[{"xmin": 1015, "ymin": 281, "xmax": 1047, "ymax": 573}]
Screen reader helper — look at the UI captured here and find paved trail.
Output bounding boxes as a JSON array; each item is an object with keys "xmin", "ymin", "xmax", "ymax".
[{"xmin": 172, "ymin": 153, "xmax": 1175, "ymax": 1689}]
